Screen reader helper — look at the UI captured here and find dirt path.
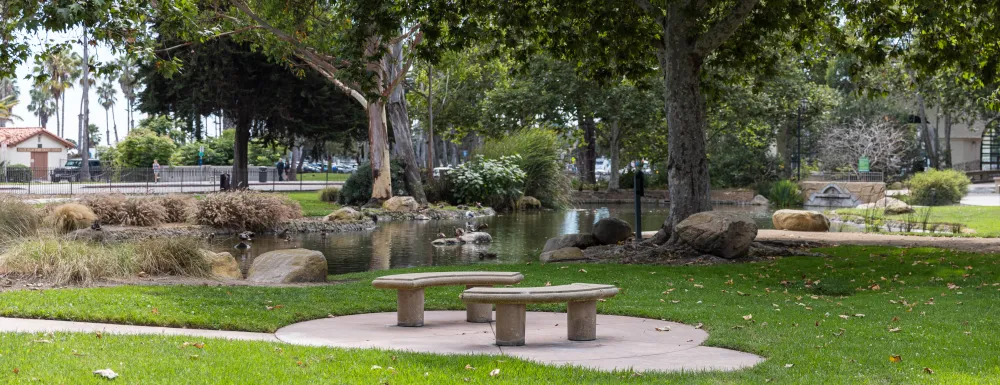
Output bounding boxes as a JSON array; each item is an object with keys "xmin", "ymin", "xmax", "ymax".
[{"xmin": 756, "ymin": 229, "xmax": 1000, "ymax": 253}]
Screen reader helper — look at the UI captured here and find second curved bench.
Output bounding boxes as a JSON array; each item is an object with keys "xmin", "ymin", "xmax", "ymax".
[{"xmin": 373, "ymin": 271, "xmax": 524, "ymax": 327}]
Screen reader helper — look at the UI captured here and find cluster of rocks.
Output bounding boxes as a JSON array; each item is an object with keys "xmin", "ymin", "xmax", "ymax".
[
  {"xmin": 856, "ymin": 196, "xmax": 913, "ymax": 214},
  {"xmin": 327, "ymin": 196, "xmax": 496, "ymax": 223},
  {"xmin": 540, "ymin": 217, "xmax": 634, "ymax": 263},
  {"xmin": 432, "ymin": 231, "xmax": 494, "ymax": 246},
  {"xmin": 202, "ymin": 248, "xmax": 328, "ymax": 283}
]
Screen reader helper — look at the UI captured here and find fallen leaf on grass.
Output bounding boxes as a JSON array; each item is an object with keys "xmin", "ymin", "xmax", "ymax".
[
  {"xmin": 693, "ymin": 284, "xmax": 704, "ymax": 288},
  {"xmin": 12, "ymin": 368, "xmax": 19, "ymax": 374},
  {"xmin": 371, "ymin": 365, "xmax": 382, "ymax": 370},
  {"xmin": 189, "ymin": 355, "xmax": 200, "ymax": 360},
  {"xmin": 924, "ymin": 367, "xmax": 934, "ymax": 374},
  {"xmin": 597, "ymin": 298, "xmax": 607, "ymax": 302},
  {"xmin": 891, "ymin": 316, "xmax": 899, "ymax": 322},
  {"xmin": 151, "ymin": 308, "xmax": 160, "ymax": 315},
  {"xmin": 839, "ymin": 315, "xmax": 850, "ymax": 320},
  {"xmin": 889, "ymin": 327, "xmax": 901, "ymax": 333},
  {"xmin": 889, "ymin": 355, "xmax": 902, "ymax": 363},
  {"xmin": 93, "ymin": 368, "xmax": 118, "ymax": 379},
  {"xmin": 784, "ymin": 364, "xmax": 794, "ymax": 368},
  {"xmin": 464, "ymin": 364, "xmax": 475, "ymax": 370},
  {"xmin": 694, "ymin": 323, "xmax": 704, "ymax": 329},
  {"xmin": 32, "ymin": 339, "xmax": 52, "ymax": 344},
  {"xmin": 671, "ymin": 300, "xmax": 680, "ymax": 304},
  {"xmin": 578, "ymin": 269, "xmax": 587, "ymax": 273},
  {"xmin": 854, "ymin": 314, "xmax": 865, "ymax": 318},
  {"xmin": 655, "ymin": 327, "xmax": 671, "ymax": 332},
  {"xmin": 489, "ymin": 368, "xmax": 500, "ymax": 377},
  {"xmin": 544, "ymin": 282, "xmax": 551, "ymax": 286},
  {"xmin": 742, "ymin": 314, "xmax": 753, "ymax": 321},
  {"xmin": 95, "ymin": 331, "xmax": 102, "ymax": 339}
]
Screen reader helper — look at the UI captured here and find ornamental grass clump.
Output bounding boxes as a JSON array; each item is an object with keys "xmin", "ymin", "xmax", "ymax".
[
  {"xmin": 119, "ymin": 198, "xmax": 169, "ymax": 227},
  {"xmin": 79, "ymin": 194, "xmax": 127, "ymax": 224},
  {"xmin": 196, "ymin": 191, "xmax": 302, "ymax": 232},
  {"xmin": 0, "ymin": 195, "xmax": 41, "ymax": 242},
  {"xmin": 0, "ymin": 236, "xmax": 210, "ymax": 286},
  {"xmin": 449, "ymin": 155, "xmax": 527, "ymax": 211},
  {"xmin": 46, "ymin": 204, "xmax": 97, "ymax": 234},
  {"xmin": 318, "ymin": 187, "xmax": 340, "ymax": 203},
  {"xmin": 479, "ymin": 129, "xmax": 571, "ymax": 209},
  {"xmin": 157, "ymin": 194, "xmax": 196, "ymax": 223}
]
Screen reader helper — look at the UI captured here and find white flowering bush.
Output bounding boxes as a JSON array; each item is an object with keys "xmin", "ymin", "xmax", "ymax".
[{"xmin": 449, "ymin": 155, "xmax": 527, "ymax": 210}]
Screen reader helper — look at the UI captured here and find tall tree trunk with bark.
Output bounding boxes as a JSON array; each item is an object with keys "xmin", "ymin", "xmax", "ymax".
[
  {"xmin": 79, "ymin": 29, "xmax": 91, "ymax": 181},
  {"xmin": 111, "ymin": 108, "xmax": 118, "ymax": 144},
  {"xmin": 231, "ymin": 116, "xmax": 251, "ymax": 189},
  {"xmin": 943, "ymin": 111, "xmax": 953, "ymax": 169},
  {"xmin": 607, "ymin": 119, "xmax": 621, "ymax": 191},
  {"xmin": 916, "ymin": 93, "xmax": 940, "ymax": 169},
  {"xmin": 582, "ymin": 115, "xmax": 597, "ymax": 184},
  {"xmin": 426, "ymin": 64, "xmax": 435, "ymax": 172},
  {"xmin": 386, "ymin": 40, "xmax": 427, "ymax": 204},
  {"xmin": 368, "ymin": 100, "xmax": 393, "ymax": 203}
]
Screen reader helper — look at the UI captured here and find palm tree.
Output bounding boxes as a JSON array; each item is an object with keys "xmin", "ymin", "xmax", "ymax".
[
  {"xmin": 27, "ymin": 85, "xmax": 55, "ymax": 128},
  {"xmin": 97, "ymin": 79, "xmax": 118, "ymax": 145},
  {"xmin": 0, "ymin": 95, "xmax": 19, "ymax": 126},
  {"xmin": 0, "ymin": 77, "xmax": 18, "ymax": 127},
  {"xmin": 118, "ymin": 57, "xmax": 139, "ymax": 133},
  {"xmin": 43, "ymin": 50, "xmax": 81, "ymax": 138}
]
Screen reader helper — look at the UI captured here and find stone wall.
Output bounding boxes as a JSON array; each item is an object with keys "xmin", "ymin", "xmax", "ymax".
[{"xmin": 799, "ymin": 181, "xmax": 885, "ymax": 205}]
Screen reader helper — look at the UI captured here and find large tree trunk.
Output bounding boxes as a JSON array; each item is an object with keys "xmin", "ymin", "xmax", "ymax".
[
  {"xmin": 662, "ymin": 30, "xmax": 711, "ymax": 229},
  {"xmin": 111, "ymin": 108, "xmax": 118, "ymax": 144},
  {"xmin": 426, "ymin": 64, "xmax": 435, "ymax": 173},
  {"xmin": 231, "ymin": 117, "xmax": 251, "ymax": 189},
  {"xmin": 943, "ymin": 111, "xmax": 953, "ymax": 169},
  {"xmin": 581, "ymin": 114, "xmax": 597, "ymax": 184},
  {"xmin": 916, "ymin": 93, "xmax": 939, "ymax": 169},
  {"xmin": 368, "ymin": 100, "xmax": 393, "ymax": 203},
  {"xmin": 607, "ymin": 119, "xmax": 621, "ymax": 191},
  {"xmin": 386, "ymin": 42, "xmax": 427, "ymax": 204},
  {"xmin": 79, "ymin": 30, "xmax": 91, "ymax": 181}
]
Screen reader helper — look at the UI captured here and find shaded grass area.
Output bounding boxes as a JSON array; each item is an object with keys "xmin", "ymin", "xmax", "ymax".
[
  {"xmin": 1, "ymin": 246, "xmax": 999, "ymax": 383},
  {"xmin": 296, "ymin": 172, "xmax": 349, "ymax": 182},
  {"xmin": 281, "ymin": 191, "xmax": 340, "ymax": 217},
  {"xmin": 835, "ymin": 205, "xmax": 1000, "ymax": 237}
]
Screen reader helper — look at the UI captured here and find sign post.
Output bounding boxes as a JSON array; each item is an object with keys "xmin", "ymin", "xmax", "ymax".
[{"xmin": 859, "ymin": 156, "xmax": 870, "ymax": 173}]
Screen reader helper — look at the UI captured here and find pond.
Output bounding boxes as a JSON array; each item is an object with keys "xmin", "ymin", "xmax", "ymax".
[{"xmin": 214, "ymin": 203, "xmax": 778, "ymax": 276}]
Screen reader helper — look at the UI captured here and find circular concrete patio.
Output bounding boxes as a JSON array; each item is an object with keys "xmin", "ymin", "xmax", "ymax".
[{"xmin": 275, "ymin": 311, "xmax": 764, "ymax": 372}]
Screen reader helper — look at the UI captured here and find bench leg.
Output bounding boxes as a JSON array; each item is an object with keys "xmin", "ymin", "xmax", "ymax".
[
  {"xmin": 396, "ymin": 288, "xmax": 425, "ymax": 327},
  {"xmin": 567, "ymin": 300, "xmax": 597, "ymax": 341},
  {"xmin": 465, "ymin": 285, "xmax": 493, "ymax": 323},
  {"xmin": 495, "ymin": 304, "xmax": 526, "ymax": 346}
]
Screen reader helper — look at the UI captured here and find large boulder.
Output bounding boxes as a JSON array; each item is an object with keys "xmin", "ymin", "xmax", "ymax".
[
  {"xmin": 247, "ymin": 249, "xmax": 327, "ymax": 283},
  {"xmin": 383, "ymin": 196, "xmax": 419, "ymax": 213},
  {"xmin": 324, "ymin": 207, "xmax": 364, "ymax": 222},
  {"xmin": 592, "ymin": 218, "xmax": 633, "ymax": 245},
  {"xmin": 540, "ymin": 247, "xmax": 586, "ymax": 263},
  {"xmin": 459, "ymin": 231, "xmax": 493, "ymax": 244},
  {"xmin": 202, "ymin": 250, "xmax": 241, "ymax": 279},
  {"xmin": 772, "ymin": 210, "xmax": 830, "ymax": 232},
  {"xmin": 857, "ymin": 197, "xmax": 913, "ymax": 215},
  {"xmin": 543, "ymin": 234, "xmax": 599, "ymax": 252},
  {"xmin": 674, "ymin": 212, "xmax": 757, "ymax": 259},
  {"xmin": 750, "ymin": 195, "xmax": 770, "ymax": 206}
]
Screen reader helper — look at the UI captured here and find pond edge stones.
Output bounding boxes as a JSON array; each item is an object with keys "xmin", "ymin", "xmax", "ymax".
[
  {"xmin": 539, "ymin": 218, "xmax": 634, "ymax": 263},
  {"xmin": 674, "ymin": 211, "xmax": 757, "ymax": 259},
  {"xmin": 247, "ymin": 248, "xmax": 327, "ymax": 283}
]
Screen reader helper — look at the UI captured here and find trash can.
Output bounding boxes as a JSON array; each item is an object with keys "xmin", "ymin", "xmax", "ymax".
[{"xmin": 259, "ymin": 167, "xmax": 268, "ymax": 183}]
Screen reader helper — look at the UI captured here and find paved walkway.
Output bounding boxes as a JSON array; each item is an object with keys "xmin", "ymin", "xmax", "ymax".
[
  {"xmin": 275, "ymin": 311, "xmax": 764, "ymax": 372},
  {"xmin": 0, "ymin": 312, "xmax": 764, "ymax": 373}
]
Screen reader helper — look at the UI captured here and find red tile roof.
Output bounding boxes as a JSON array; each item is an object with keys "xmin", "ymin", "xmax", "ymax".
[{"xmin": 0, "ymin": 127, "xmax": 74, "ymax": 148}]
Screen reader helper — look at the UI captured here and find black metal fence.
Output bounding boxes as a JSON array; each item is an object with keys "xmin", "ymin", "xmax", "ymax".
[{"xmin": 0, "ymin": 166, "xmax": 343, "ymax": 196}]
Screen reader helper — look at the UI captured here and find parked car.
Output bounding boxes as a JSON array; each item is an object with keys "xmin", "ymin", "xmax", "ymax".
[{"xmin": 51, "ymin": 159, "xmax": 105, "ymax": 182}]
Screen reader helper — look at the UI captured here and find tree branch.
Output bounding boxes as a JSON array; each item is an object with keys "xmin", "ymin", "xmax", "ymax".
[
  {"xmin": 390, "ymin": 23, "xmax": 422, "ymax": 45},
  {"xmin": 692, "ymin": 0, "xmax": 760, "ymax": 57},
  {"xmin": 381, "ymin": 32, "xmax": 423, "ymax": 98},
  {"xmin": 633, "ymin": 0, "xmax": 664, "ymax": 23},
  {"xmin": 154, "ymin": 26, "xmax": 261, "ymax": 53}
]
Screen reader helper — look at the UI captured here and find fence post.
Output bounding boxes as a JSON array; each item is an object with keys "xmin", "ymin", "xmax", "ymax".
[{"xmin": 181, "ymin": 168, "xmax": 184, "ymax": 193}]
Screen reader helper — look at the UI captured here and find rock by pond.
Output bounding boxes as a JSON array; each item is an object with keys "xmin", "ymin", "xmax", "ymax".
[
  {"xmin": 772, "ymin": 210, "xmax": 830, "ymax": 232},
  {"xmin": 247, "ymin": 249, "xmax": 328, "ymax": 283},
  {"xmin": 675, "ymin": 211, "xmax": 757, "ymax": 259},
  {"xmin": 592, "ymin": 218, "xmax": 633, "ymax": 245}
]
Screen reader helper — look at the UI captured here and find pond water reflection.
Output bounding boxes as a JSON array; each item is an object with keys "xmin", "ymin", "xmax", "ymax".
[{"xmin": 215, "ymin": 203, "xmax": 776, "ymax": 276}]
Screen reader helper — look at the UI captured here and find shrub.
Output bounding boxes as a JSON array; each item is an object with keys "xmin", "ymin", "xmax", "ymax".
[
  {"xmin": 46, "ymin": 204, "xmax": 98, "ymax": 234},
  {"xmin": 195, "ymin": 191, "xmax": 302, "ymax": 231},
  {"xmin": 120, "ymin": 198, "xmax": 169, "ymax": 227},
  {"xmin": 618, "ymin": 168, "xmax": 651, "ymax": 190},
  {"xmin": 908, "ymin": 169, "xmax": 970, "ymax": 206},
  {"xmin": 158, "ymin": 194, "xmax": 196, "ymax": 223},
  {"xmin": 479, "ymin": 129, "xmax": 571, "ymax": 209},
  {"xmin": 0, "ymin": 236, "xmax": 210, "ymax": 286},
  {"xmin": 0, "ymin": 195, "xmax": 41, "ymax": 242},
  {"xmin": 423, "ymin": 175, "xmax": 455, "ymax": 204},
  {"xmin": 338, "ymin": 158, "xmax": 407, "ymax": 206},
  {"xmin": 449, "ymin": 155, "xmax": 527, "ymax": 210},
  {"xmin": 518, "ymin": 196, "xmax": 542, "ymax": 210},
  {"xmin": 767, "ymin": 180, "xmax": 803, "ymax": 208},
  {"xmin": 113, "ymin": 128, "xmax": 177, "ymax": 168},
  {"xmin": 80, "ymin": 194, "xmax": 127, "ymax": 224},
  {"xmin": 318, "ymin": 187, "xmax": 341, "ymax": 203}
]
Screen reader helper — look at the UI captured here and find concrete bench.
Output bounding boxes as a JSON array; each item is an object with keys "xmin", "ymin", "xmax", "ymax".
[
  {"xmin": 460, "ymin": 283, "xmax": 619, "ymax": 346},
  {"xmin": 372, "ymin": 272, "xmax": 524, "ymax": 327}
]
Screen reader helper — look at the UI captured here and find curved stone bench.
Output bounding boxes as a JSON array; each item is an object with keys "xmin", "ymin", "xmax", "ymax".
[
  {"xmin": 461, "ymin": 283, "xmax": 619, "ymax": 346},
  {"xmin": 372, "ymin": 272, "xmax": 524, "ymax": 327}
]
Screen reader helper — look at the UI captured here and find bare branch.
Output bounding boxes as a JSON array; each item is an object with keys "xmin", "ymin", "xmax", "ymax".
[
  {"xmin": 820, "ymin": 117, "xmax": 909, "ymax": 175},
  {"xmin": 692, "ymin": 0, "xmax": 759, "ymax": 57},
  {"xmin": 390, "ymin": 23, "xmax": 422, "ymax": 45},
  {"xmin": 382, "ymin": 32, "xmax": 423, "ymax": 98}
]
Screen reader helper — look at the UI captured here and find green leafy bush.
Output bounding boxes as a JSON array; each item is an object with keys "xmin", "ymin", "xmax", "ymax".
[
  {"xmin": 767, "ymin": 180, "xmax": 803, "ymax": 208},
  {"xmin": 449, "ymin": 155, "xmax": 527, "ymax": 210},
  {"xmin": 338, "ymin": 158, "xmax": 407, "ymax": 206},
  {"xmin": 479, "ymin": 129, "xmax": 571, "ymax": 208},
  {"xmin": 318, "ymin": 187, "xmax": 340, "ymax": 203},
  {"xmin": 113, "ymin": 129, "xmax": 177, "ymax": 168},
  {"xmin": 908, "ymin": 169, "xmax": 970, "ymax": 206}
]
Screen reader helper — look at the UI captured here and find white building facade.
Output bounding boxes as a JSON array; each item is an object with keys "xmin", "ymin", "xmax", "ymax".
[{"xmin": 0, "ymin": 127, "xmax": 75, "ymax": 180}]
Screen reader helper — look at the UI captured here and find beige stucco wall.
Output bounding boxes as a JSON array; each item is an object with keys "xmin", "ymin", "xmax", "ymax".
[
  {"xmin": 1, "ymin": 133, "xmax": 69, "ymax": 170},
  {"xmin": 800, "ymin": 181, "xmax": 886, "ymax": 204}
]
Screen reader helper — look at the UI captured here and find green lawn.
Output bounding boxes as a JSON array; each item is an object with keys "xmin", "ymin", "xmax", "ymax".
[
  {"xmin": 282, "ymin": 191, "xmax": 340, "ymax": 217},
  {"xmin": 1, "ymin": 246, "xmax": 998, "ymax": 383},
  {"xmin": 297, "ymin": 172, "xmax": 350, "ymax": 182},
  {"xmin": 834, "ymin": 205, "xmax": 1000, "ymax": 237}
]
